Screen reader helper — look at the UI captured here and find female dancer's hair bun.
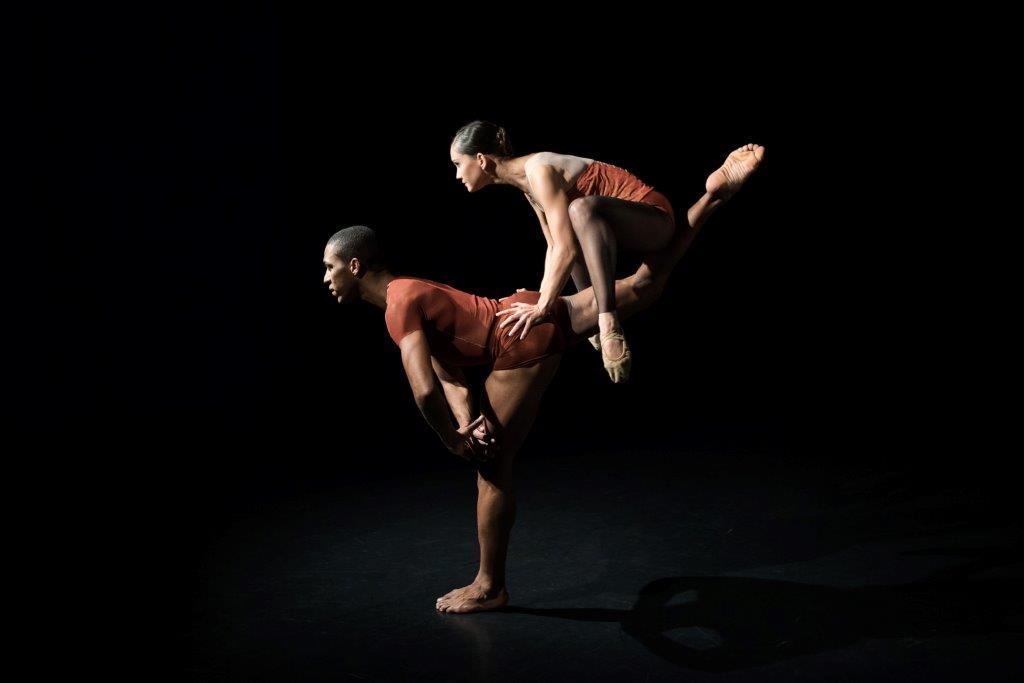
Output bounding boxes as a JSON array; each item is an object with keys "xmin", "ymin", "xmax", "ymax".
[
  {"xmin": 452, "ymin": 120, "xmax": 512, "ymax": 158},
  {"xmin": 493, "ymin": 126, "xmax": 511, "ymax": 157}
]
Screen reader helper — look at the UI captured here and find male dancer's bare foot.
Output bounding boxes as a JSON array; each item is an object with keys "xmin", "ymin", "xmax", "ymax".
[
  {"xmin": 435, "ymin": 581, "xmax": 509, "ymax": 613},
  {"xmin": 706, "ymin": 143, "xmax": 765, "ymax": 200}
]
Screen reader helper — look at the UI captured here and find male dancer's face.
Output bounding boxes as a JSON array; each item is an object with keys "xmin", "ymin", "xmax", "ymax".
[
  {"xmin": 322, "ymin": 246, "xmax": 359, "ymax": 304},
  {"xmin": 450, "ymin": 144, "xmax": 489, "ymax": 192}
]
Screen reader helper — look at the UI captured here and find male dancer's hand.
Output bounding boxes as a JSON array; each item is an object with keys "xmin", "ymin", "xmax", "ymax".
[
  {"xmin": 447, "ymin": 415, "xmax": 491, "ymax": 463},
  {"xmin": 470, "ymin": 417, "xmax": 499, "ymax": 460}
]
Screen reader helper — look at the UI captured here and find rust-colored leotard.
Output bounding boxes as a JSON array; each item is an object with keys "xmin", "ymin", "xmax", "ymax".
[{"xmin": 566, "ymin": 161, "xmax": 676, "ymax": 223}]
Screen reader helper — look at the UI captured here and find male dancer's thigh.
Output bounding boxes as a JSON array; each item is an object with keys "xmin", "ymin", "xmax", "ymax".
[{"xmin": 479, "ymin": 356, "xmax": 561, "ymax": 472}]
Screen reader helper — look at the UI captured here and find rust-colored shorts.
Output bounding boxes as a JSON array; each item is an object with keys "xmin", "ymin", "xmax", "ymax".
[{"xmin": 490, "ymin": 291, "xmax": 575, "ymax": 371}]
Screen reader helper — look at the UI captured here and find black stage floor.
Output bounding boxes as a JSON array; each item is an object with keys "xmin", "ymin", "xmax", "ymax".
[{"xmin": 179, "ymin": 445, "xmax": 1023, "ymax": 681}]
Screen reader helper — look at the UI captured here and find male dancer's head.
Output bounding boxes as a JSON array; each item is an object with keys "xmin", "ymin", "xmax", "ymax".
[{"xmin": 322, "ymin": 225, "xmax": 392, "ymax": 308}]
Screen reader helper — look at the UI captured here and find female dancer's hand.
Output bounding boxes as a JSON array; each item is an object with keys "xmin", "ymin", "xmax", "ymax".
[{"xmin": 496, "ymin": 301, "xmax": 551, "ymax": 340}]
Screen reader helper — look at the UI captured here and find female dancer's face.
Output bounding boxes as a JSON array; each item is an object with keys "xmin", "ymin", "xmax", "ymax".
[{"xmin": 450, "ymin": 144, "xmax": 490, "ymax": 192}]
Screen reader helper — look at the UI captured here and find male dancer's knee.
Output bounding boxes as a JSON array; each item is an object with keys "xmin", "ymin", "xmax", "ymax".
[{"xmin": 477, "ymin": 460, "xmax": 514, "ymax": 490}]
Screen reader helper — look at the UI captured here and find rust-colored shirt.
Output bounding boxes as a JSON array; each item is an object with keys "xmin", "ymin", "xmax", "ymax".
[
  {"xmin": 384, "ymin": 277, "xmax": 574, "ymax": 371},
  {"xmin": 385, "ymin": 277, "xmax": 499, "ymax": 367}
]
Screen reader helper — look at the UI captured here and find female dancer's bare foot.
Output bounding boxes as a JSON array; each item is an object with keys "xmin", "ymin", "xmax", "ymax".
[{"xmin": 706, "ymin": 143, "xmax": 765, "ymax": 200}]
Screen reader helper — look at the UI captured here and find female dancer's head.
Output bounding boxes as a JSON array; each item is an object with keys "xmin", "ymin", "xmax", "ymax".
[{"xmin": 450, "ymin": 120, "xmax": 512, "ymax": 192}]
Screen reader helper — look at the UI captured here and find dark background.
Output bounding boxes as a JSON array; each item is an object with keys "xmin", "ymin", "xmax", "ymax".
[
  {"xmin": 40, "ymin": 5, "xmax": 1000, "ymax": 672},
  {"xmin": 47, "ymin": 7, "xmax": 882, "ymax": 463}
]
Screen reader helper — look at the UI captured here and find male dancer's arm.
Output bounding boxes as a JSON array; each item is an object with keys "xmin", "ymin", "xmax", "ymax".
[
  {"xmin": 432, "ymin": 357, "xmax": 497, "ymax": 456},
  {"xmin": 431, "ymin": 357, "xmax": 473, "ymax": 426},
  {"xmin": 398, "ymin": 331, "xmax": 484, "ymax": 460}
]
